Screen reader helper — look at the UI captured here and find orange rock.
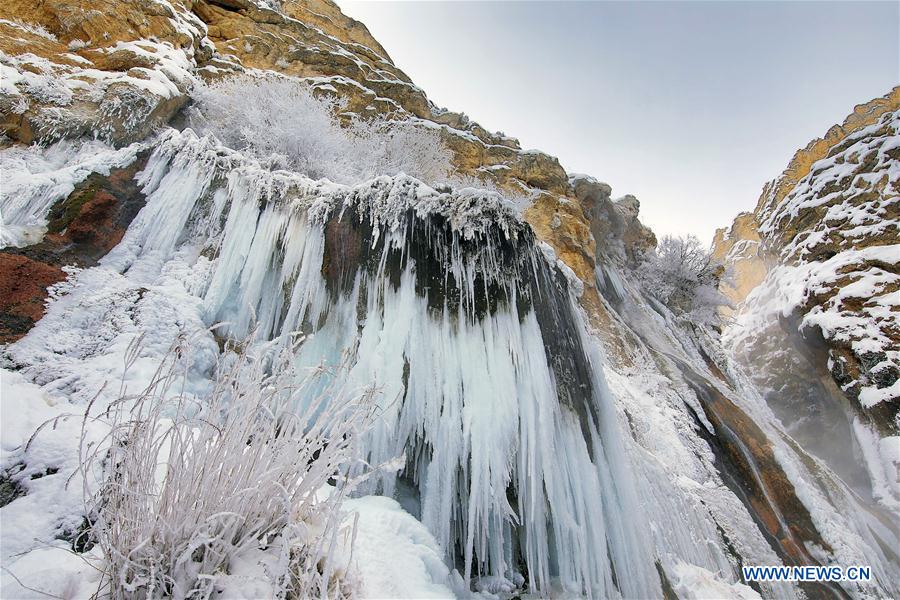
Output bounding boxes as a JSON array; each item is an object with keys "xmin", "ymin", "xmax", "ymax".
[{"xmin": 0, "ymin": 254, "xmax": 65, "ymax": 343}]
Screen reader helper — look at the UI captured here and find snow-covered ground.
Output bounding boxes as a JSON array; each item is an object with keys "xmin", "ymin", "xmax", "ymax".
[{"xmin": 0, "ymin": 368, "xmax": 454, "ymax": 599}]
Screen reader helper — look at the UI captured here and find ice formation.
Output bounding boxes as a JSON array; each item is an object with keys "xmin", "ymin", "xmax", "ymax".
[
  {"xmin": 3, "ymin": 129, "xmax": 657, "ymax": 597},
  {"xmin": 0, "ymin": 138, "xmax": 142, "ymax": 247},
  {"xmin": 3, "ymin": 126, "xmax": 898, "ymax": 598}
]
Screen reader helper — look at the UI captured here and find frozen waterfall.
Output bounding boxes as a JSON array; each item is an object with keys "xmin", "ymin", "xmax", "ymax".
[
  {"xmin": 8, "ymin": 128, "xmax": 896, "ymax": 598},
  {"xmin": 83, "ymin": 128, "xmax": 662, "ymax": 596}
]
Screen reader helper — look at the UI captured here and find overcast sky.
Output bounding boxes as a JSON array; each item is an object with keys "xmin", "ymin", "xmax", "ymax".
[{"xmin": 339, "ymin": 0, "xmax": 899, "ymax": 244}]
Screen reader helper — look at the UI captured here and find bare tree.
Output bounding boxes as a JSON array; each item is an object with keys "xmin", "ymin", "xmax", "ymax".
[
  {"xmin": 637, "ymin": 235, "xmax": 728, "ymax": 325},
  {"xmin": 189, "ymin": 74, "xmax": 453, "ymax": 186}
]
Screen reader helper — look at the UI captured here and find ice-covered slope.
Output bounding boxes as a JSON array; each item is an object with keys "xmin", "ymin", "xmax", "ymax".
[{"xmin": 3, "ymin": 130, "xmax": 663, "ymax": 597}]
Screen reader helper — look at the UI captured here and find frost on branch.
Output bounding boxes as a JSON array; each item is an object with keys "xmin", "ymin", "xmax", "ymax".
[
  {"xmin": 637, "ymin": 234, "xmax": 730, "ymax": 325},
  {"xmin": 81, "ymin": 332, "xmax": 377, "ymax": 599},
  {"xmin": 188, "ymin": 74, "xmax": 453, "ymax": 186}
]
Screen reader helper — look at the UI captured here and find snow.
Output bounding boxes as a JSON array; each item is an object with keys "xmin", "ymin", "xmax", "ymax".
[
  {"xmin": 0, "ymin": 4, "xmax": 202, "ymax": 143},
  {"xmin": 670, "ymin": 561, "xmax": 761, "ymax": 600},
  {"xmin": 0, "ymin": 547, "xmax": 103, "ymax": 599},
  {"xmin": 1, "ymin": 369, "xmax": 63, "ymax": 452},
  {"xmin": 859, "ymin": 379, "xmax": 900, "ymax": 407},
  {"xmin": 735, "ymin": 109, "xmax": 900, "ymax": 413},
  {"xmin": 189, "ymin": 75, "xmax": 453, "ymax": 187},
  {"xmin": 852, "ymin": 419, "xmax": 900, "ymax": 511},
  {"xmin": 1, "ymin": 369, "xmax": 448, "ymax": 599},
  {"xmin": 340, "ymin": 496, "xmax": 454, "ymax": 599},
  {"xmin": 726, "ymin": 243, "xmax": 899, "ymax": 409},
  {"xmin": 89, "ymin": 39, "xmax": 195, "ymax": 99},
  {"xmin": 0, "ymin": 19, "xmax": 57, "ymax": 41},
  {"xmin": 0, "ymin": 369, "xmax": 108, "ymax": 562},
  {"xmin": 2, "ymin": 128, "xmax": 655, "ymax": 597},
  {"xmin": 2, "ymin": 117, "xmax": 897, "ymax": 598},
  {"xmin": 725, "ymin": 238, "xmax": 761, "ymax": 263},
  {"xmin": 213, "ymin": 494, "xmax": 454, "ymax": 599},
  {"xmin": 601, "ymin": 351, "xmax": 791, "ymax": 599},
  {"xmin": 592, "ymin": 261, "xmax": 900, "ymax": 599}
]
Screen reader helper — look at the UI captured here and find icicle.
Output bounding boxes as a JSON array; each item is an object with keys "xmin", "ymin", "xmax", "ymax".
[{"xmin": 44, "ymin": 129, "xmax": 664, "ymax": 596}]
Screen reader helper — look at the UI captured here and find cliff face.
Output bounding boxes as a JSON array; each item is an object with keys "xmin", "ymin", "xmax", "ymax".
[
  {"xmin": 714, "ymin": 89, "xmax": 899, "ymax": 427},
  {"xmin": 713, "ymin": 91, "xmax": 899, "ymax": 520},
  {"xmin": 710, "ymin": 211, "xmax": 772, "ymax": 317}
]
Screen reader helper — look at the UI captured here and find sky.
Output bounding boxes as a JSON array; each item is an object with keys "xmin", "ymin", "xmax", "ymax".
[{"xmin": 339, "ymin": 0, "xmax": 899, "ymax": 244}]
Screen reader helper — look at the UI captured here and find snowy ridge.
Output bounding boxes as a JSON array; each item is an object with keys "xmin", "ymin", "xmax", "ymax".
[
  {"xmin": 757, "ymin": 112, "xmax": 900, "ymax": 253},
  {"xmin": 727, "ymin": 110, "xmax": 898, "ymax": 408}
]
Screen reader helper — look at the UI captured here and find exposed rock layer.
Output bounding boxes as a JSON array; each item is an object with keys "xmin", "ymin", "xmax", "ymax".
[{"xmin": 0, "ymin": 156, "xmax": 148, "ymax": 343}]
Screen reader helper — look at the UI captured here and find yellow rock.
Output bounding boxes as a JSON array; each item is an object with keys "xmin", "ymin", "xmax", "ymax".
[{"xmin": 710, "ymin": 212, "xmax": 772, "ymax": 316}]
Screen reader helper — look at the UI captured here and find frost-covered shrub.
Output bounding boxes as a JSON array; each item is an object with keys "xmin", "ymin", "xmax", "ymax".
[
  {"xmin": 637, "ymin": 234, "xmax": 729, "ymax": 325},
  {"xmin": 82, "ymin": 332, "xmax": 376, "ymax": 599},
  {"xmin": 189, "ymin": 74, "xmax": 452, "ymax": 185}
]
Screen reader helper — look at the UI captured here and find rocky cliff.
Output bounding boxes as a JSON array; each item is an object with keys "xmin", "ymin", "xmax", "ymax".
[
  {"xmin": 714, "ymin": 89, "xmax": 899, "ymax": 510},
  {"xmin": 714, "ymin": 90, "xmax": 899, "ymax": 417}
]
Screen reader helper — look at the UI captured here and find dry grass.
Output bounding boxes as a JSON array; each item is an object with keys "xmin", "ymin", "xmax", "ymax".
[{"xmin": 77, "ymin": 330, "xmax": 378, "ymax": 599}]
